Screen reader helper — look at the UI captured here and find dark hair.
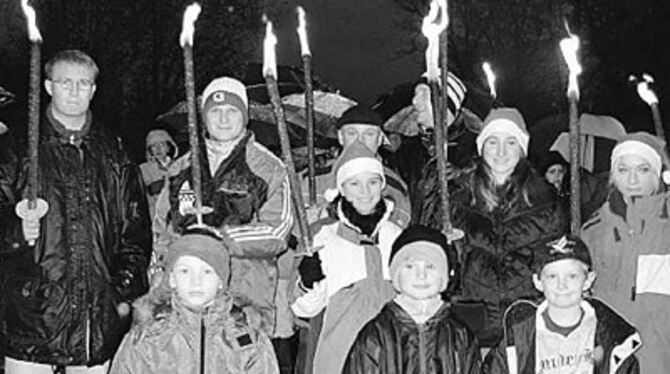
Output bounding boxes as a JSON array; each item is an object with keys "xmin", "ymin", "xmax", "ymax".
[
  {"xmin": 44, "ymin": 50, "xmax": 99, "ymax": 81},
  {"xmin": 470, "ymin": 157, "xmax": 534, "ymax": 212}
]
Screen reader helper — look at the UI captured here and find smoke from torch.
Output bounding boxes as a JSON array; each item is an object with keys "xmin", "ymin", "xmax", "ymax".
[{"xmin": 482, "ymin": 61, "xmax": 497, "ymax": 99}]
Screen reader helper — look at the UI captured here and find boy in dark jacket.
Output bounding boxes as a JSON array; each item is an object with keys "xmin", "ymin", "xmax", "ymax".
[
  {"xmin": 342, "ymin": 225, "xmax": 481, "ymax": 374},
  {"xmin": 482, "ymin": 235, "xmax": 640, "ymax": 374}
]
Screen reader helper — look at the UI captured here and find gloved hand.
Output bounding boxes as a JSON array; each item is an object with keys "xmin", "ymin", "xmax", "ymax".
[
  {"xmin": 22, "ymin": 218, "xmax": 40, "ymax": 245},
  {"xmin": 298, "ymin": 252, "xmax": 325, "ymax": 289}
]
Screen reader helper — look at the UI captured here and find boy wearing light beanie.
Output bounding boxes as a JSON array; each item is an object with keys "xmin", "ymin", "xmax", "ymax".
[{"xmin": 343, "ymin": 225, "xmax": 481, "ymax": 373}]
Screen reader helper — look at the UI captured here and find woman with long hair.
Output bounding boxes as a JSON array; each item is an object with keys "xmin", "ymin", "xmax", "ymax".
[
  {"xmin": 449, "ymin": 108, "xmax": 568, "ymax": 348},
  {"xmin": 582, "ymin": 132, "xmax": 670, "ymax": 373}
]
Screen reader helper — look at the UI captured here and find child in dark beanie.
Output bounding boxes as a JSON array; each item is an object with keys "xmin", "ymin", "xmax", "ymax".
[
  {"xmin": 110, "ymin": 232, "xmax": 278, "ymax": 374},
  {"xmin": 342, "ymin": 225, "xmax": 482, "ymax": 374},
  {"xmin": 482, "ymin": 235, "xmax": 640, "ymax": 374}
]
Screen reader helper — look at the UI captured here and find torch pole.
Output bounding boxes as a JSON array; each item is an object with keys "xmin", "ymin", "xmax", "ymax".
[
  {"xmin": 437, "ymin": 26, "xmax": 452, "ymax": 236},
  {"xmin": 651, "ymin": 103, "xmax": 665, "ymax": 142},
  {"xmin": 27, "ymin": 41, "xmax": 41, "ymax": 209},
  {"xmin": 182, "ymin": 43, "xmax": 204, "ymax": 226},
  {"xmin": 568, "ymin": 94, "xmax": 581, "ymax": 235},
  {"xmin": 265, "ymin": 74, "xmax": 313, "ymax": 251},
  {"xmin": 303, "ymin": 54, "xmax": 316, "ymax": 206}
]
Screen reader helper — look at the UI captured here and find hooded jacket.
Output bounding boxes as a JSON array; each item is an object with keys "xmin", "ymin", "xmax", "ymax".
[
  {"xmin": 581, "ymin": 189, "xmax": 670, "ymax": 373},
  {"xmin": 110, "ymin": 288, "xmax": 278, "ymax": 374},
  {"xmin": 449, "ymin": 169, "xmax": 568, "ymax": 347},
  {"xmin": 0, "ymin": 109, "xmax": 151, "ymax": 365},
  {"xmin": 482, "ymin": 298, "xmax": 640, "ymax": 374},
  {"xmin": 343, "ymin": 301, "xmax": 482, "ymax": 374},
  {"xmin": 154, "ymin": 130, "xmax": 293, "ymax": 335}
]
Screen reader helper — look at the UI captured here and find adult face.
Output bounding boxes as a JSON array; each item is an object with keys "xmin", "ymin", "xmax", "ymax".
[
  {"xmin": 340, "ymin": 171, "xmax": 384, "ymax": 215},
  {"xmin": 481, "ymin": 132, "xmax": 523, "ymax": 183},
  {"xmin": 396, "ymin": 259, "xmax": 445, "ymax": 301},
  {"xmin": 611, "ymin": 154, "xmax": 659, "ymax": 200},
  {"xmin": 204, "ymin": 104, "xmax": 245, "ymax": 142},
  {"xmin": 545, "ymin": 164, "xmax": 567, "ymax": 190},
  {"xmin": 169, "ymin": 255, "xmax": 223, "ymax": 308},
  {"xmin": 533, "ymin": 259, "xmax": 595, "ymax": 311},
  {"xmin": 338, "ymin": 124, "xmax": 383, "ymax": 153},
  {"xmin": 44, "ymin": 61, "xmax": 96, "ymax": 127}
]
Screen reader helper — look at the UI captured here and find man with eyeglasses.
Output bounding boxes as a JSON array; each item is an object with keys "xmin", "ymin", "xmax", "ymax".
[{"xmin": 0, "ymin": 49, "xmax": 151, "ymax": 373}]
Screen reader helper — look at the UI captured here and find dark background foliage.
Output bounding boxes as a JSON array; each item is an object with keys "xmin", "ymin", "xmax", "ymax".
[{"xmin": 1, "ymin": 0, "xmax": 669, "ymax": 161}]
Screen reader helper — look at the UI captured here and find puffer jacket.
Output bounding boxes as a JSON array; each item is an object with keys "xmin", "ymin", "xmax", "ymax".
[
  {"xmin": 154, "ymin": 130, "xmax": 293, "ymax": 335},
  {"xmin": 110, "ymin": 289, "xmax": 279, "ymax": 374},
  {"xmin": 449, "ymin": 169, "xmax": 568, "ymax": 347},
  {"xmin": 0, "ymin": 109, "xmax": 151, "ymax": 365},
  {"xmin": 342, "ymin": 301, "xmax": 482, "ymax": 374},
  {"xmin": 581, "ymin": 189, "xmax": 670, "ymax": 373},
  {"xmin": 482, "ymin": 298, "xmax": 640, "ymax": 374}
]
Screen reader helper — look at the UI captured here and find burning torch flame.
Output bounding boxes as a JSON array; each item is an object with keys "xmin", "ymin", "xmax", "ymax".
[
  {"xmin": 179, "ymin": 3, "xmax": 202, "ymax": 47},
  {"xmin": 482, "ymin": 61, "xmax": 497, "ymax": 99},
  {"xmin": 421, "ymin": 0, "xmax": 448, "ymax": 83},
  {"xmin": 297, "ymin": 6, "xmax": 311, "ymax": 56},
  {"xmin": 559, "ymin": 23, "xmax": 582, "ymax": 99},
  {"xmin": 630, "ymin": 73, "xmax": 659, "ymax": 106},
  {"xmin": 20, "ymin": 0, "xmax": 42, "ymax": 42},
  {"xmin": 263, "ymin": 17, "xmax": 278, "ymax": 78}
]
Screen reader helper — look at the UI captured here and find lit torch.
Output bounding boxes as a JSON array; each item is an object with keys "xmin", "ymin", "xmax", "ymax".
[
  {"xmin": 15, "ymin": 0, "xmax": 48, "ymax": 246},
  {"xmin": 422, "ymin": 0, "xmax": 459, "ymax": 240},
  {"xmin": 559, "ymin": 22, "xmax": 583, "ymax": 234},
  {"xmin": 264, "ymin": 17, "xmax": 313, "ymax": 253},
  {"xmin": 482, "ymin": 61, "xmax": 497, "ymax": 100},
  {"xmin": 179, "ymin": 3, "xmax": 213, "ymax": 227},
  {"xmin": 297, "ymin": 6, "xmax": 316, "ymax": 206},
  {"xmin": 631, "ymin": 73, "xmax": 664, "ymax": 140}
]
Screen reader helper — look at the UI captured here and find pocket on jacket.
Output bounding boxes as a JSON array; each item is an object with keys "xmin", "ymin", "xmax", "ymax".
[{"xmin": 636, "ymin": 254, "xmax": 670, "ymax": 296}]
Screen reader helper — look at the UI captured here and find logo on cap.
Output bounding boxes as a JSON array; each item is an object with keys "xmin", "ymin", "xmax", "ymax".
[
  {"xmin": 213, "ymin": 91, "xmax": 226, "ymax": 103},
  {"xmin": 548, "ymin": 236, "xmax": 574, "ymax": 255}
]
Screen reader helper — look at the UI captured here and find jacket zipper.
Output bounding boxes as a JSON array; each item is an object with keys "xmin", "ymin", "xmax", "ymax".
[
  {"xmin": 200, "ymin": 313, "xmax": 206, "ymax": 374},
  {"xmin": 418, "ymin": 325, "xmax": 427, "ymax": 374}
]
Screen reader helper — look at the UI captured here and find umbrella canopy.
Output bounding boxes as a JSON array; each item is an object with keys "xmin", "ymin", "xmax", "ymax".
[
  {"xmin": 251, "ymin": 90, "xmax": 356, "ymax": 140},
  {"xmin": 550, "ymin": 113, "xmax": 626, "ymax": 172}
]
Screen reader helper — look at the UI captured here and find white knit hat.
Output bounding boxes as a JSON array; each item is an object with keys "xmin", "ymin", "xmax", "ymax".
[
  {"xmin": 611, "ymin": 132, "xmax": 670, "ymax": 184},
  {"xmin": 476, "ymin": 107, "xmax": 529, "ymax": 155},
  {"xmin": 324, "ymin": 141, "xmax": 386, "ymax": 201},
  {"xmin": 201, "ymin": 77, "xmax": 249, "ymax": 125}
]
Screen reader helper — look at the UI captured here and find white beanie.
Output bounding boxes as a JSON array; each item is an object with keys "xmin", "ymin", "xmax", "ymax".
[
  {"xmin": 201, "ymin": 77, "xmax": 249, "ymax": 125},
  {"xmin": 476, "ymin": 107, "xmax": 529, "ymax": 156}
]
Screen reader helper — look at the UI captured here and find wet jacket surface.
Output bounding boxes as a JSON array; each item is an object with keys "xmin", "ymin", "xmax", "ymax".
[
  {"xmin": 342, "ymin": 301, "xmax": 482, "ymax": 374},
  {"xmin": 581, "ymin": 189, "xmax": 670, "ymax": 373},
  {"xmin": 482, "ymin": 298, "xmax": 640, "ymax": 374},
  {"xmin": 110, "ymin": 291, "xmax": 278, "ymax": 374},
  {"xmin": 154, "ymin": 131, "xmax": 293, "ymax": 335},
  {"xmin": 0, "ymin": 110, "xmax": 151, "ymax": 365},
  {"xmin": 450, "ymin": 171, "xmax": 568, "ymax": 346}
]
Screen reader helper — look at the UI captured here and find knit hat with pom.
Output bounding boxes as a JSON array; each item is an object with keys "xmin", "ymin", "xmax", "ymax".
[
  {"xmin": 324, "ymin": 141, "xmax": 386, "ymax": 201},
  {"xmin": 611, "ymin": 132, "xmax": 670, "ymax": 184}
]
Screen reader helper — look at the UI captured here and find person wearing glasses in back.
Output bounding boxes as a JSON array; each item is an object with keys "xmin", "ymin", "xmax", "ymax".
[{"xmin": 0, "ymin": 50, "xmax": 152, "ymax": 373}]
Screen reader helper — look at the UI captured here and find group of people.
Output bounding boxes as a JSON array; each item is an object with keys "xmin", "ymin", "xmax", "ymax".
[{"xmin": 0, "ymin": 48, "xmax": 668, "ymax": 374}]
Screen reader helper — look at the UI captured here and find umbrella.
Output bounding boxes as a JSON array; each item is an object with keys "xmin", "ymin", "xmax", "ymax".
[
  {"xmin": 242, "ymin": 63, "xmax": 332, "ymax": 104},
  {"xmin": 550, "ymin": 113, "xmax": 626, "ymax": 173},
  {"xmin": 0, "ymin": 86, "xmax": 15, "ymax": 108}
]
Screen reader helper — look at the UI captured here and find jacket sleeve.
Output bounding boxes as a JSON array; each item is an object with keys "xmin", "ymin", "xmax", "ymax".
[
  {"xmin": 223, "ymin": 156, "xmax": 293, "ymax": 258},
  {"xmin": 245, "ymin": 333, "xmax": 280, "ymax": 374},
  {"xmin": 481, "ymin": 339, "xmax": 509, "ymax": 374},
  {"xmin": 342, "ymin": 322, "xmax": 383, "ymax": 374},
  {"xmin": 115, "ymin": 161, "xmax": 152, "ymax": 302},
  {"xmin": 458, "ymin": 327, "xmax": 483, "ymax": 374}
]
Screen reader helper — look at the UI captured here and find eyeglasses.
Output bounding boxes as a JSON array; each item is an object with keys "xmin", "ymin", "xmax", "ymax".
[{"xmin": 50, "ymin": 79, "xmax": 94, "ymax": 92}]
